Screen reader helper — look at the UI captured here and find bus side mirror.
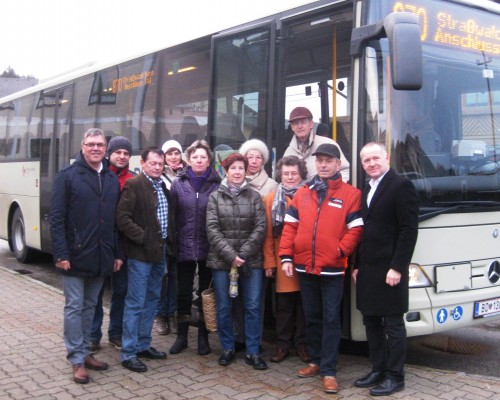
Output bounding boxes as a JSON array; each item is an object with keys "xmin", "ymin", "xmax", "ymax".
[
  {"xmin": 384, "ymin": 13, "xmax": 422, "ymax": 90},
  {"xmin": 351, "ymin": 12, "xmax": 423, "ymax": 90}
]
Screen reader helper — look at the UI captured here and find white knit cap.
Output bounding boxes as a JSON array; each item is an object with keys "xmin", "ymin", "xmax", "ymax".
[
  {"xmin": 161, "ymin": 139, "xmax": 182, "ymax": 153},
  {"xmin": 238, "ymin": 139, "xmax": 270, "ymax": 164}
]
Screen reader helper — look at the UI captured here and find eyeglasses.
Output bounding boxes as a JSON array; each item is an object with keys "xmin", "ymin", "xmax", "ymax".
[
  {"xmin": 282, "ymin": 172, "xmax": 299, "ymax": 177},
  {"xmin": 83, "ymin": 142, "xmax": 106, "ymax": 149}
]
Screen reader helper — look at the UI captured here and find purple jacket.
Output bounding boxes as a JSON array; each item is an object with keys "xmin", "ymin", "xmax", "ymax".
[{"xmin": 170, "ymin": 167, "xmax": 221, "ymax": 262}]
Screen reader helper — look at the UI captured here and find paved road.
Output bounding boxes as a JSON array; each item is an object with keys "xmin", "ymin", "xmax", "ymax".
[
  {"xmin": 0, "ymin": 244, "xmax": 500, "ymax": 400},
  {"xmin": 1, "ymin": 265, "xmax": 499, "ymax": 399}
]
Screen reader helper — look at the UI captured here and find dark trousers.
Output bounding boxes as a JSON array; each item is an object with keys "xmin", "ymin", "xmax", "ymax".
[
  {"xmin": 275, "ymin": 291, "xmax": 306, "ymax": 350},
  {"xmin": 157, "ymin": 256, "xmax": 177, "ymax": 317},
  {"xmin": 176, "ymin": 260, "xmax": 211, "ymax": 317},
  {"xmin": 299, "ymin": 272, "xmax": 343, "ymax": 377},
  {"xmin": 363, "ymin": 314, "xmax": 406, "ymax": 380}
]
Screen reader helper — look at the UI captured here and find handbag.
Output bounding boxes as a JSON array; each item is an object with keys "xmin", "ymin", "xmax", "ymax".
[{"xmin": 201, "ymin": 280, "xmax": 217, "ymax": 332}]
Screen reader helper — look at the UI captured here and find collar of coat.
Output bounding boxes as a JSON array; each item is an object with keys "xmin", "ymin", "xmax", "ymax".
[{"xmin": 306, "ymin": 173, "xmax": 342, "ymax": 189}]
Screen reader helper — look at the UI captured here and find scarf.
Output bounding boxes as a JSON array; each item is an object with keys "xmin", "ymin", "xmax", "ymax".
[
  {"xmin": 227, "ymin": 181, "xmax": 242, "ymax": 196},
  {"xmin": 311, "ymin": 175, "xmax": 329, "ymax": 205},
  {"xmin": 187, "ymin": 167, "xmax": 211, "ymax": 192},
  {"xmin": 271, "ymin": 182, "xmax": 305, "ymax": 237}
]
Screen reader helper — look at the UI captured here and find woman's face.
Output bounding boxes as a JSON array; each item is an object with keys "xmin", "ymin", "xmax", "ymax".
[
  {"xmin": 226, "ymin": 160, "xmax": 246, "ymax": 185},
  {"xmin": 188, "ymin": 148, "xmax": 210, "ymax": 175},
  {"xmin": 246, "ymin": 149, "xmax": 264, "ymax": 175},
  {"xmin": 165, "ymin": 149, "xmax": 182, "ymax": 167},
  {"xmin": 281, "ymin": 165, "xmax": 302, "ymax": 188}
]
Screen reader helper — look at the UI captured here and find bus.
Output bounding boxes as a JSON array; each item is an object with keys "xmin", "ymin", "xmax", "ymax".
[{"xmin": 0, "ymin": 0, "xmax": 499, "ymax": 340}]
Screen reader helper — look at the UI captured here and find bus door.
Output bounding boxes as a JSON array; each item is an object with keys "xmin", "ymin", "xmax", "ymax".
[
  {"xmin": 278, "ymin": 4, "xmax": 354, "ymax": 165},
  {"xmin": 209, "ymin": 22, "xmax": 276, "ymax": 175},
  {"xmin": 39, "ymin": 85, "xmax": 73, "ymax": 253},
  {"xmin": 277, "ymin": 3, "xmax": 356, "ymax": 337}
]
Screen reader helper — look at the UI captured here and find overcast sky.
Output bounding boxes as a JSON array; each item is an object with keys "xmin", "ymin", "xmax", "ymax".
[{"xmin": 1, "ymin": 0, "xmax": 311, "ymax": 81}]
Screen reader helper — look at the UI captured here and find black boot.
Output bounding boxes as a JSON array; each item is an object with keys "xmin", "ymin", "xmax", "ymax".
[
  {"xmin": 197, "ymin": 324, "xmax": 211, "ymax": 355},
  {"xmin": 169, "ymin": 319, "xmax": 189, "ymax": 354}
]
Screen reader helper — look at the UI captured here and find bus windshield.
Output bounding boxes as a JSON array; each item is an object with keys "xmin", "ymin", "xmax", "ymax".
[{"xmin": 364, "ymin": 0, "xmax": 500, "ymax": 206}]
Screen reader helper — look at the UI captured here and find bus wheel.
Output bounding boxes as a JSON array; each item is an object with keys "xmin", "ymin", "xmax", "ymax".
[{"xmin": 11, "ymin": 208, "xmax": 35, "ymax": 263}]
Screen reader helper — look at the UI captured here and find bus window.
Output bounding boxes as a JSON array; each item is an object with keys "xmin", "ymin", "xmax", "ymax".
[
  {"xmin": 211, "ymin": 27, "xmax": 272, "ymax": 150},
  {"xmin": 282, "ymin": 6, "xmax": 353, "ymax": 161},
  {"xmin": 159, "ymin": 38, "xmax": 211, "ymax": 149}
]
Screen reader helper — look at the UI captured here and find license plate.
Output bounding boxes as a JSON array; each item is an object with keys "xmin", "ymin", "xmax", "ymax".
[{"xmin": 474, "ymin": 297, "xmax": 500, "ymax": 319}]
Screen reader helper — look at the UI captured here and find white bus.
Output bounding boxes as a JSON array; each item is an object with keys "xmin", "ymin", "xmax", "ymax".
[{"xmin": 0, "ymin": 0, "xmax": 499, "ymax": 340}]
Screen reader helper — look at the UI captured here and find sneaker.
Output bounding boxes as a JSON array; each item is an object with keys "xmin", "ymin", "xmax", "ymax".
[
  {"xmin": 108, "ymin": 337, "xmax": 122, "ymax": 350},
  {"xmin": 88, "ymin": 340, "xmax": 100, "ymax": 353},
  {"xmin": 156, "ymin": 316, "xmax": 169, "ymax": 335}
]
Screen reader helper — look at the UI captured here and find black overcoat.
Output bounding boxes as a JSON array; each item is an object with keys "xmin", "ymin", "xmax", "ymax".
[{"xmin": 356, "ymin": 169, "xmax": 419, "ymax": 316}]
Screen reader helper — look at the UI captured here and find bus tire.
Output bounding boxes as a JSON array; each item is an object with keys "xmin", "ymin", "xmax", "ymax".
[{"xmin": 11, "ymin": 208, "xmax": 35, "ymax": 263}]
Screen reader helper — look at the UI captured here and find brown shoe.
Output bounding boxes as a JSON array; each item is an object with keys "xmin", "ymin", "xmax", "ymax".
[
  {"xmin": 270, "ymin": 348, "xmax": 289, "ymax": 363},
  {"xmin": 296, "ymin": 345, "xmax": 312, "ymax": 363},
  {"xmin": 72, "ymin": 364, "xmax": 89, "ymax": 384},
  {"xmin": 297, "ymin": 363, "xmax": 320, "ymax": 377},
  {"xmin": 84, "ymin": 355, "xmax": 108, "ymax": 371},
  {"xmin": 322, "ymin": 376, "xmax": 339, "ymax": 394}
]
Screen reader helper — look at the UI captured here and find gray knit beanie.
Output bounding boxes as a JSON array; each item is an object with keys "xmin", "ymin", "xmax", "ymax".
[{"xmin": 107, "ymin": 136, "xmax": 132, "ymax": 156}]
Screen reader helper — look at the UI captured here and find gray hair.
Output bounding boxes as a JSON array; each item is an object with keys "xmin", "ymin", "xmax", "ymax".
[{"xmin": 81, "ymin": 128, "xmax": 106, "ymax": 145}]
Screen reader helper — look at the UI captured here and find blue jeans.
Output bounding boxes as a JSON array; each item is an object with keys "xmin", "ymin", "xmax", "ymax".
[
  {"xmin": 298, "ymin": 272, "xmax": 344, "ymax": 377},
  {"xmin": 157, "ymin": 256, "xmax": 177, "ymax": 317},
  {"xmin": 121, "ymin": 256, "xmax": 166, "ymax": 361},
  {"xmin": 62, "ymin": 275, "xmax": 105, "ymax": 365},
  {"xmin": 91, "ymin": 261, "xmax": 128, "ymax": 342},
  {"xmin": 213, "ymin": 268, "xmax": 263, "ymax": 355}
]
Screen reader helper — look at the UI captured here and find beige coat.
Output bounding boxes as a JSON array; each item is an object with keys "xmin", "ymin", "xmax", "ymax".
[
  {"xmin": 246, "ymin": 169, "xmax": 278, "ymax": 198},
  {"xmin": 284, "ymin": 133, "xmax": 350, "ymax": 182}
]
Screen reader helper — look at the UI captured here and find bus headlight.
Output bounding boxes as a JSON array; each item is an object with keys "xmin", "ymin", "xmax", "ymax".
[{"xmin": 409, "ymin": 263, "xmax": 432, "ymax": 288}]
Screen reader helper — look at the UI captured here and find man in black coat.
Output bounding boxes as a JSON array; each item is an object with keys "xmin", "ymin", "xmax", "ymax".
[
  {"xmin": 352, "ymin": 142, "xmax": 419, "ymax": 396},
  {"xmin": 50, "ymin": 128, "xmax": 122, "ymax": 384}
]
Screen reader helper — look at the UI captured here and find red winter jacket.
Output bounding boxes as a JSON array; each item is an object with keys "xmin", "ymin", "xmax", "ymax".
[{"xmin": 279, "ymin": 176, "xmax": 363, "ymax": 275}]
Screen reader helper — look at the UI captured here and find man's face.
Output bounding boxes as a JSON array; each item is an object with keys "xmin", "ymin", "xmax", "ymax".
[
  {"xmin": 109, "ymin": 149, "xmax": 131, "ymax": 169},
  {"xmin": 315, "ymin": 155, "xmax": 341, "ymax": 180},
  {"xmin": 81, "ymin": 135, "xmax": 106, "ymax": 168},
  {"xmin": 290, "ymin": 117, "xmax": 314, "ymax": 142},
  {"xmin": 360, "ymin": 145, "xmax": 390, "ymax": 180},
  {"xmin": 141, "ymin": 152, "xmax": 164, "ymax": 179}
]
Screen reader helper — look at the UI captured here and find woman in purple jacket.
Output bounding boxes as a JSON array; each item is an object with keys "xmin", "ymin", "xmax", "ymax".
[{"xmin": 169, "ymin": 140, "xmax": 221, "ymax": 356}]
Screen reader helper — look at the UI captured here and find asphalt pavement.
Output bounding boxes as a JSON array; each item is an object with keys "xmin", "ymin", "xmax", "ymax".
[{"xmin": 1, "ymin": 265, "xmax": 499, "ymax": 399}]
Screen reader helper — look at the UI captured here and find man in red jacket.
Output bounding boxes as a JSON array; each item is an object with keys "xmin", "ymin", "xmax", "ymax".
[{"xmin": 279, "ymin": 143, "xmax": 363, "ymax": 394}]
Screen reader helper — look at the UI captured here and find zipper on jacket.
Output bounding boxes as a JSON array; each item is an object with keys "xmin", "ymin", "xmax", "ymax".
[
  {"xmin": 194, "ymin": 191, "xmax": 199, "ymax": 258},
  {"xmin": 311, "ymin": 195, "xmax": 326, "ymax": 272}
]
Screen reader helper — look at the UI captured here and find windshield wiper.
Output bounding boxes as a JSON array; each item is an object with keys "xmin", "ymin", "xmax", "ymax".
[{"xmin": 419, "ymin": 201, "xmax": 500, "ymax": 222}]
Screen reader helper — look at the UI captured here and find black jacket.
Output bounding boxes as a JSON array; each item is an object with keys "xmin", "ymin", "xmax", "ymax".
[
  {"xmin": 49, "ymin": 153, "xmax": 121, "ymax": 277},
  {"xmin": 356, "ymin": 169, "xmax": 419, "ymax": 315}
]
